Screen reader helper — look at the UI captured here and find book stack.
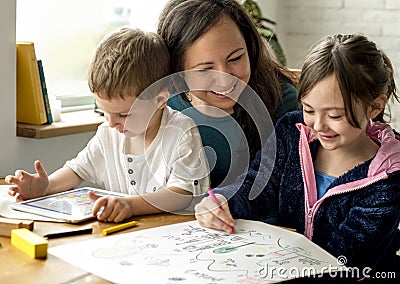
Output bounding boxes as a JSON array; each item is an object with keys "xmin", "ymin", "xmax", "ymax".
[{"xmin": 16, "ymin": 41, "xmax": 52, "ymax": 125}]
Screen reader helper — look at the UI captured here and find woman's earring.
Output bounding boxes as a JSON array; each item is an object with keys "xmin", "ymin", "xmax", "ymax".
[{"xmin": 185, "ymin": 92, "xmax": 192, "ymax": 102}]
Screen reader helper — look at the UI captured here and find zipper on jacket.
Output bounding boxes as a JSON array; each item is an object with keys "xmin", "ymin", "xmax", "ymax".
[
  {"xmin": 306, "ymin": 209, "xmax": 313, "ymax": 237},
  {"xmin": 304, "ymin": 173, "xmax": 388, "ymax": 240},
  {"xmin": 296, "ymin": 122, "xmax": 396, "ymax": 240}
]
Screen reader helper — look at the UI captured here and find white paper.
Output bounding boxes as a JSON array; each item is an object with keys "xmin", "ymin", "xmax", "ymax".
[{"xmin": 49, "ymin": 219, "xmax": 345, "ymax": 283}]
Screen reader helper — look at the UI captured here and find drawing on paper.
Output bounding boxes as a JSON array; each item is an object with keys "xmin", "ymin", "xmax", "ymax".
[{"xmin": 49, "ymin": 220, "xmax": 343, "ymax": 283}]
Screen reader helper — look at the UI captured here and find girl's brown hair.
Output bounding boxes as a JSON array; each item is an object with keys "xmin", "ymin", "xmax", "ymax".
[{"xmin": 298, "ymin": 34, "xmax": 398, "ymax": 128}]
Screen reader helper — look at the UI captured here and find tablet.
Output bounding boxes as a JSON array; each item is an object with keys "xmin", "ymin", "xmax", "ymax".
[{"xmin": 10, "ymin": 187, "xmax": 128, "ymax": 223}]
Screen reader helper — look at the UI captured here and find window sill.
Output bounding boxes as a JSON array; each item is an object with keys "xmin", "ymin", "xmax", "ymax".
[{"xmin": 16, "ymin": 110, "xmax": 105, "ymax": 139}]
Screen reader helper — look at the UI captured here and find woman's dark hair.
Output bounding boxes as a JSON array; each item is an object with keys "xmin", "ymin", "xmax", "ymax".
[
  {"xmin": 298, "ymin": 34, "xmax": 399, "ymax": 128},
  {"xmin": 157, "ymin": 0, "xmax": 295, "ymax": 157}
]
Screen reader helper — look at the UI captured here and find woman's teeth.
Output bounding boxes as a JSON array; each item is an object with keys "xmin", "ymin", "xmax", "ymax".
[{"xmin": 212, "ymin": 85, "xmax": 235, "ymax": 96}]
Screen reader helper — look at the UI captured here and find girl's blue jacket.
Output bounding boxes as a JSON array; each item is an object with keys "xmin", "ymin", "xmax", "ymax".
[{"xmin": 214, "ymin": 111, "xmax": 400, "ymax": 275}]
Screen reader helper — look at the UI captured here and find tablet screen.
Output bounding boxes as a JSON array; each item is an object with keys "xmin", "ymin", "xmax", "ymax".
[
  {"xmin": 26, "ymin": 188, "xmax": 94, "ymax": 215},
  {"xmin": 10, "ymin": 187, "xmax": 127, "ymax": 223}
]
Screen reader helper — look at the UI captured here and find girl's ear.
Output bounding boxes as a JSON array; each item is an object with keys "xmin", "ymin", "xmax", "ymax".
[
  {"xmin": 369, "ymin": 94, "xmax": 388, "ymax": 119},
  {"xmin": 155, "ymin": 90, "xmax": 170, "ymax": 109}
]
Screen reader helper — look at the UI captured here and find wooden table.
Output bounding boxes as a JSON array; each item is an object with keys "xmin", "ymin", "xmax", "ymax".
[{"xmin": 0, "ymin": 213, "xmax": 195, "ymax": 283}]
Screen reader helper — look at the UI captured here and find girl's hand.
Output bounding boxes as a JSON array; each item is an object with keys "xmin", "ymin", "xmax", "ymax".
[
  {"xmin": 6, "ymin": 160, "xmax": 49, "ymax": 201},
  {"xmin": 88, "ymin": 191, "xmax": 134, "ymax": 223},
  {"xmin": 194, "ymin": 193, "xmax": 236, "ymax": 233}
]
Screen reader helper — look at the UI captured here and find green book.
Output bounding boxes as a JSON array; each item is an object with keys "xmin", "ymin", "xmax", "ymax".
[{"xmin": 37, "ymin": 59, "xmax": 53, "ymax": 124}]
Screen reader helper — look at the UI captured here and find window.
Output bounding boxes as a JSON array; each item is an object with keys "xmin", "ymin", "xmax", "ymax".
[{"xmin": 16, "ymin": 0, "xmax": 168, "ymax": 111}]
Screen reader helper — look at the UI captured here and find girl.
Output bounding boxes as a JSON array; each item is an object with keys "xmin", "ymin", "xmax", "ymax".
[{"xmin": 195, "ymin": 34, "xmax": 400, "ymax": 275}]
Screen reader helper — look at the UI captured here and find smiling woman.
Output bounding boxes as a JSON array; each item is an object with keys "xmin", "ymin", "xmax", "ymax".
[
  {"xmin": 159, "ymin": 0, "xmax": 299, "ymax": 188},
  {"xmin": 182, "ymin": 14, "xmax": 250, "ymax": 115}
]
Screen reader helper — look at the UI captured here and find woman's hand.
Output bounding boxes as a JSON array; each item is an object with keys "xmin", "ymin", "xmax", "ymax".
[
  {"xmin": 6, "ymin": 160, "xmax": 49, "ymax": 201},
  {"xmin": 194, "ymin": 193, "xmax": 236, "ymax": 233},
  {"xmin": 89, "ymin": 191, "xmax": 134, "ymax": 223}
]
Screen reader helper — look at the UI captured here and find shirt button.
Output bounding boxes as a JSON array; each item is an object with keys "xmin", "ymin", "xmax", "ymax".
[
  {"xmin": 128, "ymin": 169, "xmax": 133, "ymax": 174},
  {"xmin": 130, "ymin": 180, "xmax": 136, "ymax": 185},
  {"xmin": 127, "ymin": 157, "xmax": 133, "ymax": 163},
  {"xmin": 153, "ymin": 187, "xmax": 156, "ymax": 192},
  {"xmin": 194, "ymin": 180, "xmax": 198, "ymax": 185}
]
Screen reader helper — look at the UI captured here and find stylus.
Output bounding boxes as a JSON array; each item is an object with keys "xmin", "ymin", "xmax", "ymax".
[{"xmin": 43, "ymin": 227, "xmax": 93, "ymax": 239}]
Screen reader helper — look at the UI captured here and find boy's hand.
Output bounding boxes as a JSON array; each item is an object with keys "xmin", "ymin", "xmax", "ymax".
[
  {"xmin": 6, "ymin": 160, "xmax": 49, "ymax": 201},
  {"xmin": 89, "ymin": 191, "xmax": 133, "ymax": 223},
  {"xmin": 194, "ymin": 193, "xmax": 236, "ymax": 234}
]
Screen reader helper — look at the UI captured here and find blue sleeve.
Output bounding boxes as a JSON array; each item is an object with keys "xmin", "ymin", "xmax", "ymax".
[
  {"xmin": 212, "ymin": 148, "xmax": 261, "ymax": 217},
  {"xmin": 213, "ymin": 112, "xmax": 300, "ymax": 225},
  {"xmin": 213, "ymin": 133, "xmax": 281, "ymax": 224}
]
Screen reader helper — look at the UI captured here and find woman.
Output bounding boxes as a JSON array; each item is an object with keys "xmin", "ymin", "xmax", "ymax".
[{"xmin": 157, "ymin": 0, "xmax": 298, "ymax": 188}]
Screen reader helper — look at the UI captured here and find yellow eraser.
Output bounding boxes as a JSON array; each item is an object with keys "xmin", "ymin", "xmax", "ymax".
[{"xmin": 11, "ymin": 228, "xmax": 48, "ymax": 259}]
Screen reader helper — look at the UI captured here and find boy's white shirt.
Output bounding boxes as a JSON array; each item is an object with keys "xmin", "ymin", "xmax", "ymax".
[{"xmin": 64, "ymin": 106, "xmax": 210, "ymax": 196}]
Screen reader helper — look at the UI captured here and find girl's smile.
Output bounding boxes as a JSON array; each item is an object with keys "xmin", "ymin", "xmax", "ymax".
[{"xmin": 301, "ymin": 74, "xmax": 372, "ymax": 154}]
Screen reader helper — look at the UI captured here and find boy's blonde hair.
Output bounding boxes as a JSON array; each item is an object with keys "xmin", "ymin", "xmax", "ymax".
[{"xmin": 88, "ymin": 28, "xmax": 170, "ymax": 100}]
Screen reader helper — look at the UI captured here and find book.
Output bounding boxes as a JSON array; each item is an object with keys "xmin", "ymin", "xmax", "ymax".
[
  {"xmin": 37, "ymin": 59, "xmax": 53, "ymax": 124},
  {"xmin": 16, "ymin": 41, "xmax": 47, "ymax": 125}
]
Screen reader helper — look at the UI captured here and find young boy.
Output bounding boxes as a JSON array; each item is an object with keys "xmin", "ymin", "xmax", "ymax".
[{"xmin": 6, "ymin": 28, "xmax": 210, "ymax": 222}]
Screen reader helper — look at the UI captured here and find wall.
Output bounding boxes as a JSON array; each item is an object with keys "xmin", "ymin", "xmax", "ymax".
[
  {"xmin": 0, "ymin": 0, "xmax": 95, "ymax": 177},
  {"xmin": 257, "ymin": 0, "xmax": 278, "ymax": 21},
  {"xmin": 1, "ymin": 0, "xmax": 399, "ymax": 176},
  {"xmin": 275, "ymin": 0, "xmax": 400, "ymax": 129}
]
